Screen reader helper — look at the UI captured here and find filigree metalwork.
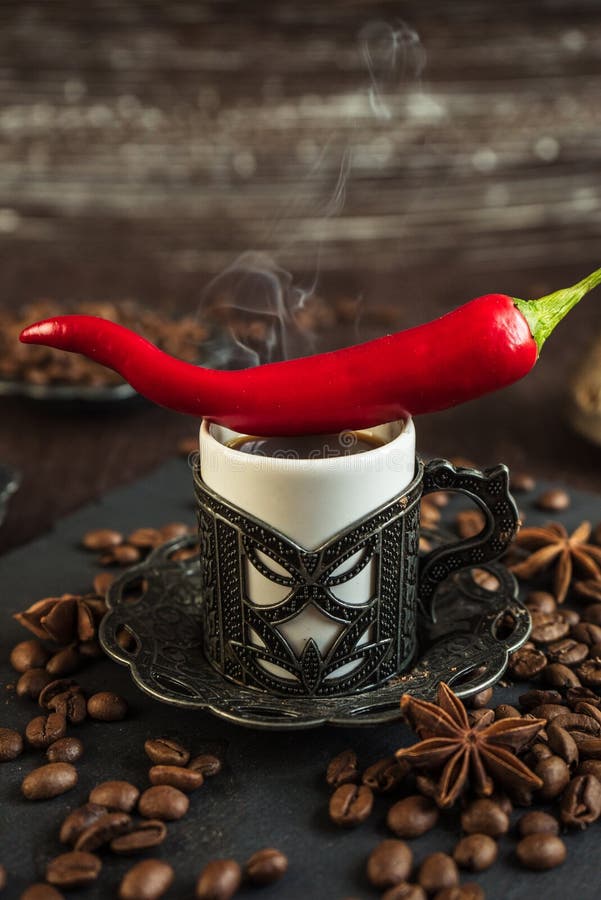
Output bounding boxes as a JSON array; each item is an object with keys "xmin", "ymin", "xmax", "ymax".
[
  {"xmin": 99, "ymin": 535, "xmax": 531, "ymax": 730},
  {"xmin": 192, "ymin": 458, "xmax": 519, "ymax": 697},
  {"xmin": 195, "ymin": 464, "xmax": 422, "ymax": 697}
]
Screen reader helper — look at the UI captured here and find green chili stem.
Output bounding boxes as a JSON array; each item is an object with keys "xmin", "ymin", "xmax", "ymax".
[{"xmin": 514, "ymin": 266, "xmax": 601, "ymax": 353}]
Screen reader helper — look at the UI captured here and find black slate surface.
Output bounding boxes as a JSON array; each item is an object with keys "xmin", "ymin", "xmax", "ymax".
[{"xmin": 0, "ymin": 456, "xmax": 600, "ymax": 900}]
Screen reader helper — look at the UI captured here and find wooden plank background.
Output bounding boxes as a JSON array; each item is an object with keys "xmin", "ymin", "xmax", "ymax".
[{"xmin": 0, "ymin": 0, "xmax": 600, "ymax": 550}]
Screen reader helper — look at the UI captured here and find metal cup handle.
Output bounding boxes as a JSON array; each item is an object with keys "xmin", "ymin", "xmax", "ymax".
[{"xmin": 418, "ymin": 458, "xmax": 519, "ymax": 621}]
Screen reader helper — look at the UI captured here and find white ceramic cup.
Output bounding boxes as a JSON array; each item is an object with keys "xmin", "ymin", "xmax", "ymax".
[
  {"xmin": 198, "ymin": 419, "xmax": 415, "ymax": 664},
  {"xmin": 199, "ymin": 418, "xmax": 416, "ymax": 548}
]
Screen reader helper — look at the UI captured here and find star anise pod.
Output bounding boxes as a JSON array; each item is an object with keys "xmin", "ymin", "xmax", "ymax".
[
  {"xmin": 396, "ymin": 682, "xmax": 544, "ymax": 808},
  {"xmin": 14, "ymin": 593, "xmax": 107, "ymax": 645},
  {"xmin": 509, "ymin": 521, "xmax": 601, "ymax": 603}
]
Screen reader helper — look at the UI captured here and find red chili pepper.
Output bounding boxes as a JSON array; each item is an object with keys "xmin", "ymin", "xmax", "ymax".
[{"xmin": 19, "ymin": 268, "xmax": 601, "ymax": 435}]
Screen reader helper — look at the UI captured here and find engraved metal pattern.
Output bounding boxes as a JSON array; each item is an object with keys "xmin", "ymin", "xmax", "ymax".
[
  {"xmin": 419, "ymin": 459, "xmax": 520, "ymax": 618},
  {"xmin": 99, "ymin": 534, "xmax": 531, "ymax": 730},
  {"xmin": 193, "ymin": 462, "xmax": 422, "ymax": 697}
]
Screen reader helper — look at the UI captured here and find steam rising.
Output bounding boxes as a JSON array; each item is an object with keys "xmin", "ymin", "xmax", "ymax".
[
  {"xmin": 361, "ymin": 20, "xmax": 425, "ymax": 121},
  {"xmin": 197, "ymin": 19, "xmax": 425, "ymax": 370}
]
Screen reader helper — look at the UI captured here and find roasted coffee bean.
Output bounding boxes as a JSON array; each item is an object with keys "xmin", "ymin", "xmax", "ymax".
[
  {"xmin": 110, "ymin": 820, "xmax": 167, "ymax": 855},
  {"xmin": 536, "ymin": 488, "xmax": 570, "ymax": 511},
  {"xmin": 546, "ymin": 638, "xmax": 589, "ymax": 666},
  {"xmin": 571, "ymin": 734, "xmax": 601, "ymax": 758},
  {"xmin": 362, "ymin": 756, "xmax": 408, "ymax": 793},
  {"xmin": 39, "ymin": 679, "xmax": 81, "ymax": 709},
  {"xmin": 468, "ymin": 709, "xmax": 494, "ymax": 728},
  {"xmin": 517, "ymin": 810, "xmax": 560, "ymax": 837},
  {"xmin": 10, "ymin": 639, "xmax": 50, "ymax": 673},
  {"xmin": 528, "ymin": 703, "xmax": 569, "ymax": 722},
  {"xmin": 366, "ymin": 839, "xmax": 413, "ymax": 889},
  {"xmin": 543, "ymin": 663, "xmax": 581, "ymax": 688},
  {"xmin": 460, "ymin": 799, "xmax": 509, "ymax": 836},
  {"xmin": 87, "ymin": 691, "xmax": 128, "ymax": 721},
  {"xmin": 329, "ymin": 783, "xmax": 373, "ymax": 827},
  {"xmin": 452, "ymin": 833, "xmax": 497, "ymax": 872},
  {"xmin": 554, "ymin": 711, "xmax": 601, "ymax": 734},
  {"xmin": 46, "ymin": 647, "xmax": 82, "ymax": 677},
  {"xmin": 22, "ymin": 762, "xmax": 77, "ymax": 800},
  {"xmin": 519, "ymin": 688, "xmax": 562, "ymax": 710},
  {"xmin": 560, "ymin": 774, "xmax": 601, "ymax": 828},
  {"xmin": 565, "ymin": 686, "xmax": 600, "ymax": 707},
  {"xmin": 103, "ymin": 544, "xmax": 141, "ymax": 566},
  {"xmin": 127, "ymin": 527, "xmax": 163, "ymax": 548},
  {"xmin": 21, "ymin": 884, "xmax": 65, "ymax": 899},
  {"xmin": 16, "ymin": 667, "xmax": 53, "ymax": 700},
  {"xmin": 381, "ymin": 885, "xmax": 426, "ymax": 900},
  {"xmin": 245, "ymin": 848, "xmax": 288, "ymax": 886},
  {"xmin": 138, "ymin": 785, "xmax": 189, "ymax": 821},
  {"xmin": 60, "ymin": 803, "xmax": 109, "ymax": 845},
  {"xmin": 470, "ymin": 687, "xmax": 493, "ymax": 708},
  {"xmin": 160, "ymin": 522, "xmax": 191, "ymax": 541},
  {"xmin": 0, "ymin": 727, "xmax": 23, "ymax": 762},
  {"xmin": 494, "ymin": 704, "xmax": 520, "ymax": 720},
  {"xmin": 510, "ymin": 471, "xmax": 536, "ymax": 492},
  {"xmin": 524, "ymin": 742, "xmax": 553, "ymax": 768},
  {"xmin": 188, "ymin": 753, "xmax": 221, "ymax": 777},
  {"xmin": 563, "ymin": 609, "xmax": 581, "ymax": 626},
  {"xmin": 417, "ymin": 853, "xmax": 459, "ymax": 893},
  {"xmin": 149, "ymin": 765, "xmax": 203, "ymax": 793},
  {"xmin": 526, "ymin": 591, "xmax": 557, "ymax": 615},
  {"xmin": 535, "ymin": 755, "xmax": 571, "ymax": 800},
  {"xmin": 433, "ymin": 887, "xmax": 484, "ymax": 900},
  {"xmin": 577, "ymin": 759, "xmax": 601, "ymax": 779},
  {"xmin": 144, "ymin": 737, "xmax": 190, "ymax": 766},
  {"xmin": 326, "ymin": 749, "xmax": 359, "ymax": 788},
  {"xmin": 455, "ymin": 509, "xmax": 485, "ymax": 539},
  {"xmin": 195, "ymin": 859, "xmax": 242, "ymax": 900},
  {"xmin": 50, "ymin": 690, "xmax": 87, "ymax": 725},
  {"xmin": 93, "ymin": 571, "xmax": 115, "ymax": 595},
  {"xmin": 25, "ymin": 713, "xmax": 66, "ymax": 749},
  {"xmin": 46, "ymin": 851, "xmax": 101, "ymax": 888},
  {"xmin": 82, "ymin": 528, "xmax": 123, "ymax": 550},
  {"xmin": 89, "ymin": 781, "xmax": 140, "ymax": 812},
  {"xmin": 47, "ymin": 737, "xmax": 84, "ymax": 764},
  {"xmin": 571, "ymin": 622, "xmax": 601, "ymax": 645},
  {"xmin": 387, "ymin": 794, "xmax": 439, "ymax": 838},
  {"xmin": 119, "ymin": 859, "xmax": 174, "ymax": 900},
  {"xmin": 531, "ymin": 614, "xmax": 570, "ymax": 644},
  {"xmin": 576, "ymin": 659, "xmax": 601, "ymax": 687},
  {"xmin": 75, "ymin": 811, "xmax": 132, "ymax": 851},
  {"xmin": 547, "ymin": 723, "xmax": 579, "ymax": 765},
  {"xmin": 508, "ymin": 647, "xmax": 547, "ymax": 679},
  {"xmin": 516, "ymin": 833, "xmax": 567, "ymax": 870}
]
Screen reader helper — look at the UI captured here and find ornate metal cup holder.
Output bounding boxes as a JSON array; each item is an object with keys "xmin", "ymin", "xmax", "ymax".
[{"xmin": 99, "ymin": 533, "xmax": 531, "ymax": 730}]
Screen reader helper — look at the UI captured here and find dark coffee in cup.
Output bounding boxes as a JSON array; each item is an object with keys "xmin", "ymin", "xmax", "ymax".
[{"xmin": 226, "ymin": 430, "xmax": 386, "ymax": 459}]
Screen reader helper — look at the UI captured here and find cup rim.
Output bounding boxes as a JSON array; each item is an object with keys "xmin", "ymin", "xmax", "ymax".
[{"xmin": 200, "ymin": 417, "xmax": 415, "ymax": 471}]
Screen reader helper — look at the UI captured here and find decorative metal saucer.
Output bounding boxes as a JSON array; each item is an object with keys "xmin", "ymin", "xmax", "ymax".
[
  {"xmin": 0, "ymin": 379, "xmax": 137, "ymax": 403},
  {"xmin": 99, "ymin": 534, "xmax": 531, "ymax": 730}
]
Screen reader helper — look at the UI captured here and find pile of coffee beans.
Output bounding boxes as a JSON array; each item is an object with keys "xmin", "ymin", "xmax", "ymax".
[
  {"xmin": 2, "ymin": 647, "xmax": 287, "ymax": 899},
  {"xmin": 4, "ymin": 478, "xmax": 601, "ymax": 898},
  {"xmin": 0, "ymin": 300, "xmax": 208, "ymax": 388}
]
